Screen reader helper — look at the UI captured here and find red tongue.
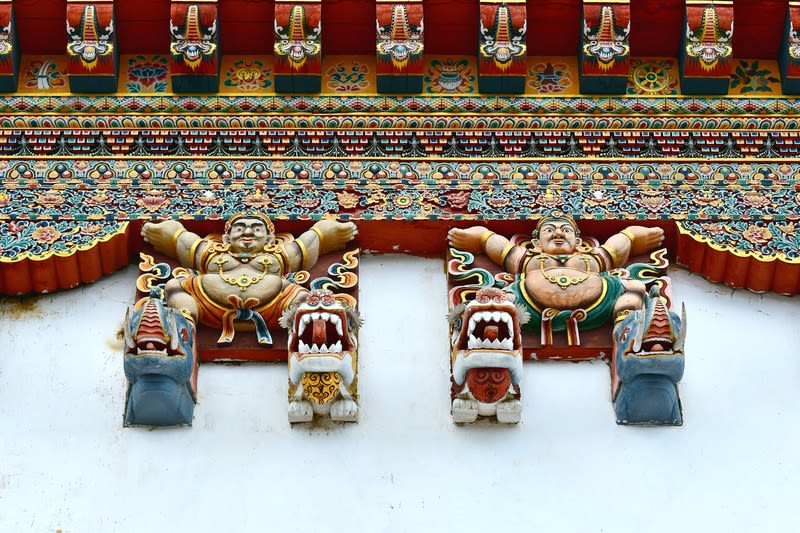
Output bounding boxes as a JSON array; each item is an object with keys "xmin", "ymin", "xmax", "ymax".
[
  {"xmin": 484, "ymin": 325, "xmax": 499, "ymax": 341},
  {"xmin": 312, "ymin": 318, "xmax": 327, "ymax": 344}
]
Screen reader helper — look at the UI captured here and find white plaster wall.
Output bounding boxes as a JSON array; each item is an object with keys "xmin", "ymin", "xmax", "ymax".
[{"xmin": 0, "ymin": 255, "xmax": 798, "ymax": 533}]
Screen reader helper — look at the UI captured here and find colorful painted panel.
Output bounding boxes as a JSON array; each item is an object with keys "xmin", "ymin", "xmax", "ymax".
[
  {"xmin": 169, "ymin": 0, "xmax": 219, "ymax": 91},
  {"xmin": 323, "ymin": 56, "xmax": 373, "ymax": 93},
  {"xmin": 478, "ymin": 0, "xmax": 526, "ymax": 93},
  {"xmin": 19, "ymin": 55, "xmax": 68, "ymax": 93},
  {"xmin": 220, "ymin": 55, "xmax": 274, "ymax": 94},
  {"xmin": 66, "ymin": 2, "xmax": 116, "ymax": 77},
  {"xmin": 424, "ymin": 56, "xmax": 477, "ymax": 94},
  {"xmin": 525, "ymin": 56, "xmax": 578, "ymax": 95},
  {"xmin": 626, "ymin": 57, "xmax": 679, "ymax": 95},
  {"xmin": 729, "ymin": 59, "xmax": 780, "ymax": 95},
  {"xmin": 680, "ymin": 1, "xmax": 733, "ymax": 94},
  {"xmin": 123, "ymin": 54, "xmax": 171, "ymax": 93}
]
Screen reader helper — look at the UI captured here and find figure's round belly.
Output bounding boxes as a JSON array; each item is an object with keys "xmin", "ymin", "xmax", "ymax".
[
  {"xmin": 524, "ymin": 269, "xmax": 604, "ymax": 310},
  {"xmin": 199, "ymin": 272, "xmax": 285, "ymax": 309}
]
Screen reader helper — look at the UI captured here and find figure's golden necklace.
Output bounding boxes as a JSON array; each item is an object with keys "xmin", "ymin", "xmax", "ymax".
[
  {"xmin": 215, "ymin": 255, "xmax": 274, "ymax": 291},
  {"xmin": 537, "ymin": 253, "xmax": 592, "ymax": 290}
]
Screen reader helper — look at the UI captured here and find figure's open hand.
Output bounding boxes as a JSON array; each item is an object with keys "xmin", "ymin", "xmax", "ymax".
[
  {"xmin": 447, "ymin": 226, "xmax": 490, "ymax": 253},
  {"xmin": 625, "ymin": 226, "xmax": 665, "ymax": 255},
  {"xmin": 314, "ymin": 220, "xmax": 358, "ymax": 252}
]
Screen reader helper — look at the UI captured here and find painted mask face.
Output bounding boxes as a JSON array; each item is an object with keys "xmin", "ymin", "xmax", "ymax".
[
  {"xmin": 226, "ymin": 218, "xmax": 270, "ymax": 253},
  {"xmin": 535, "ymin": 219, "xmax": 581, "ymax": 255}
]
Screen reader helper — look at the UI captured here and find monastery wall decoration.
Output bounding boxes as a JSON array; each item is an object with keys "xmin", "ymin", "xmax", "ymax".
[{"xmin": 0, "ymin": 0, "xmax": 797, "ymax": 427}]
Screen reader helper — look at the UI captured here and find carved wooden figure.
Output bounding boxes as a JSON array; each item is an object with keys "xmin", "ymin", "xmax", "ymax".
[
  {"xmin": 274, "ymin": 0, "xmax": 322, "ymax": 93},
  {"xmin": 679, "ymin": 0, "xmax": 733, "ymax": 95},
  {"xmin": 780, "ymin": 2, "xmax": 800, "ymax": 94},
  {"xmin": 124, "ymin": 213, "xmax": 358, "ymax": 426},
  {"xmin": 477, "ymin": 0, "xmax": 526, "ymax": 93},
  {"xmin": 282, "ymin": 288, "xmax": 361, "ymax": 423},
  {"xmin": 0, "ymin": 0, "xmax": 18, "ymax": 93},
  {"xmin": 66, "ymin": 1, "xmax": 118, "ymax": 93},
  {"xmin": 448, "ymin": 214, "xmax": 686, "ymax": 425},
  {"xmin": 579, "ymin": 1, "xmax": 630, "ymax": 94},
  {"xmin": 376, "ymin": 0, "xmax": 424, "ymax": 93},
  {"xmin": 448, "ymin": 287, "xmax": 524, "ymax": 423},
  {"xmin": 169, "ymin": 0, "xmax": 220, "ymax": 93}
]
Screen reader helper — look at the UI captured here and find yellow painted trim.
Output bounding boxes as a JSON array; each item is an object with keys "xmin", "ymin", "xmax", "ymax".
[
  {"xmin": 0, "ymin": 222, "xmax": 128, "ymax": 263},
  {"xmin": 676, "ymin": 222, "xmax": 800, "ymax": 265}
]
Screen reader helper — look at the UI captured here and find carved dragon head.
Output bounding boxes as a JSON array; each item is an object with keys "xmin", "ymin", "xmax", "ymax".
[
  {"xmin": 170, "ymin": 4, "xmax": 217, "ymax": 70},
  {"xmin": 67, "ymin": 5, "xmax": 114, "ymax": 69},
  {"xmin": 274, "ymin": 4, "xmax": 322, "ymax": 70},
  {"xmin": 449, "ymin": 287, "xmax": 526, "ymax": 386},
  {"xmin": 123, "ymin": 292, "xmax": 196, "ymax": 385},
  {"xmin": 685, "ymin": 5, "xmax": 733, "ymax": 71},
  {"xmin": 583, "ymin": 5, "xmax": 629, "ymax": 70},
  {"xmin": 282, "ymin": 289, "xmax": 361, "ymax": 400},
  {"xmin": 376, "ymin": 5, "xmax": 424, "ymax": 70},
  {"xmin": 0, "ymin": 20, "xmax": 12, "ymax": 57},
  {"xmin": 790, "ymin": 21, "xmax": 800, "ymax": 60},
  {"xmin": 479, "ymin": 5, "xmax": 526, "ymax": 70},
  {"xmin": 613, "ymin": 288, "xmax": 686, "ymax": 398}
]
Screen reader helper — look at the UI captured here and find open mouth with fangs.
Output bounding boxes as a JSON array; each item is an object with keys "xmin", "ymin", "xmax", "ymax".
[
  {"xmin": 127, "ymin": 300, "xmax": 188, "ymax": 358},
  {"xmin": 631, "ymin": 298, "xmax": 685, "ymax": 357},
  {"xmin": 290, "ymin": 309, "xmax": 352, "ymax": 356},
  {"xmin": 456, "ymin": 305, "xmax": 520, "ymax": 352}
]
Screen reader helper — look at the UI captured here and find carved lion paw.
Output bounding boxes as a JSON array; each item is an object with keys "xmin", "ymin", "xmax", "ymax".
[
  {"xmin": 452, "ymin": 398, "xmax": 479, "ymax": 424},
  {"xmin": 495, "ymin": 399, "xmax": 522, "ymax": 424},
  {"xmin": 330, "ymin": 399, "xmax": 358, "ymax": 422},
  {"xmin": 288, "ymin": 400, "xmax": 314, "ymax": 423}
]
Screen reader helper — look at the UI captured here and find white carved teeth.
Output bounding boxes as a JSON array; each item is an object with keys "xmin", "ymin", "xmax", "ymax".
[
  {"xmin": 298, "ymin": 340, "xmax": 343, "ymax": 354},
  {"xmin": 466, "ymin": 335, "xmax": 514, "ymax": 351},
  {"xmin": 136, "ymin": 347, "xmax": 167, "ymax": 356},
  {"xmin": 297, "ymin": 312, "xmax": 344, "ymax": 337},
  {"xmin": 467, "ymin": 310, "xmax": 513, "ymax": 336},
  {"xmin": 333, "ymin": 315, "xmax": 343, "ymax": 336}
]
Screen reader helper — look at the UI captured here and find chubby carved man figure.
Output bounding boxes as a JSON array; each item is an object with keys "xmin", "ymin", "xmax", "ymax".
[
  {"xmin": 141, "ymin": 214, "xmax": 358, "ymax": 343},
  {"xmin": 448, "ymin": 214, "xmax": 664, "ymax": 331}
]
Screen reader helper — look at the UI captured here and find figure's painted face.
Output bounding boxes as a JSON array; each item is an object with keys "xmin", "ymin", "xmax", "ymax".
[
  {"xmin": 535, "ymin": 219, "xmax": 581, "ymax": 254},
  {"xmin": 226, "ymin": 217, "xmax": 270, "ymax": 253}
]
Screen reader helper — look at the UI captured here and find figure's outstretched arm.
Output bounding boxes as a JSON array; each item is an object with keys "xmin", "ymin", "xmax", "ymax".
[
  {"xmin": 285, "ymin": 220, "xmax": 358, "ymax": 271},
  {"xmin": 602, "ymin": 226, "xmax": 665, "ymax": 268},
  {"xmin": 141, "ymin": 220, "xmax": 205, "ymax": 268},
  {"xmin": 447, "ymin": 226, "xmax": 526, "ymax": 274}
]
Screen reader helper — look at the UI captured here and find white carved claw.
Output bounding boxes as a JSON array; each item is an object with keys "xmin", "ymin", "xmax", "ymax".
[
  {"xmin": 452, "ymin": 398, "xmax": 479, "ymax": 424},
  {"xmin": 496, "ymin": 400, "xmax": 522, "ymax": 424},
  {"xmin": 330, "ymin": 399, "xmax": 358, "ymax": 422},
  {"xmin": 288, "ymin": 400, "xmax": 314, "ymax": 423}
]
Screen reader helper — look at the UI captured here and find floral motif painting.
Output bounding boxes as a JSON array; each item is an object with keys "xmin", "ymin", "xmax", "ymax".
[
  {"xmin": 221, "ymin": 57, "xmax": 273, "ymax": 93},
  {"xmin": 627, "ymin": 58, "xmax": 679, "ymax": 95},
  {"xmin": 526, "ymin": 60, "xmax": 574, "ymax": 94},
  {"xmin": 21, "ymin": 57, "xmax": 67, "ymax": 92},
  {"xmin": 729, "ymin": 60, "xmax": 780, "ymax": 95},
  {"xmin": 424, "ymin": 57, "xmax": 476, "ymax": 94},
  {"xmin": 324, "ymin": 61, "xmax": 370, "ymax": 92},
  {"xmin": 125, "ymin": 55, "xmax": 169, "ymax": 93}
]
